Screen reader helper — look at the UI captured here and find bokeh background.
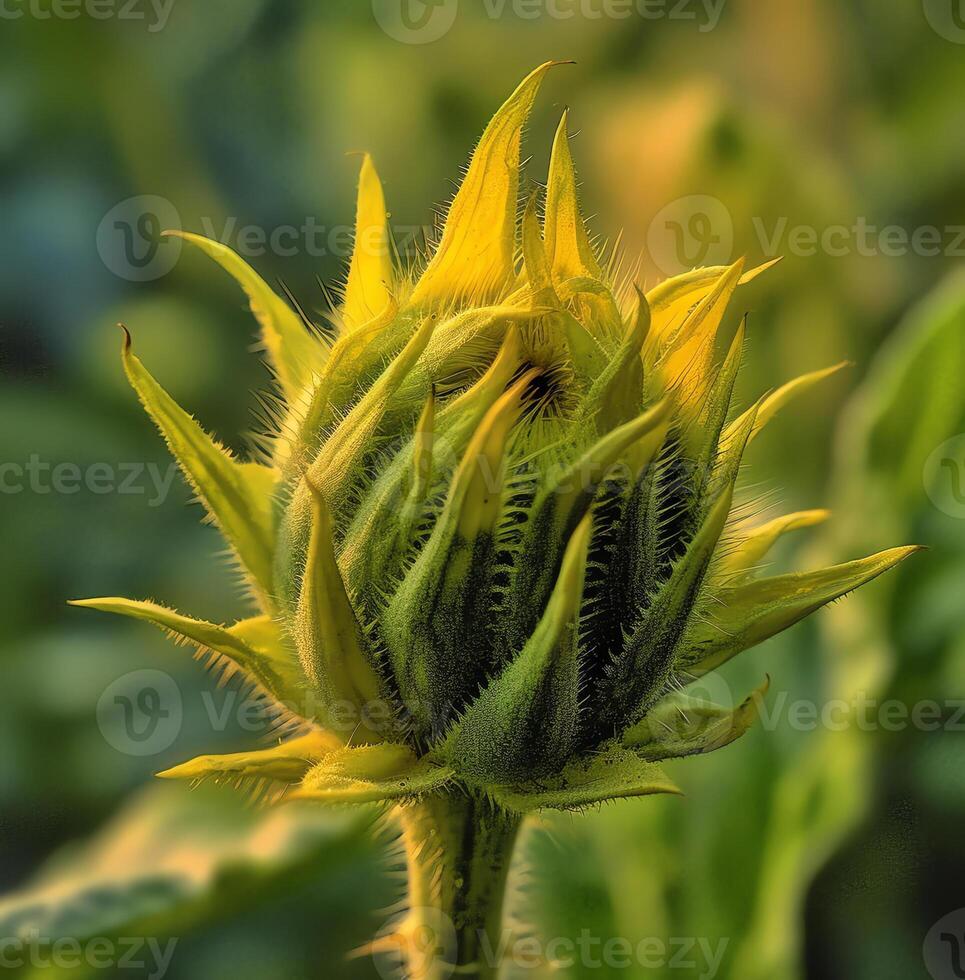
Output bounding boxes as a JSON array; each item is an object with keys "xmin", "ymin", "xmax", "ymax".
[{"xmin": 1, "ymin": 1, "xmax": 964, "ymax": 977}]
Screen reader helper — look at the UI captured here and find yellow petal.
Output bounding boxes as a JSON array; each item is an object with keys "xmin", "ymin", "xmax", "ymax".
[
  {"xmin": 656, "ymin": 259, "xmax": 745, "ymax": 411},
  {"xmin": 647, "ymin": 256, "xmax": 781, "ymax": 350},
  {"xmin": 343, "ymin": 154, "xmax": 394, "ymax": 330},
  {"xmin": 544, "ymin": 109, "xmax": 603, "ymax": 284},
  {"xmin": 409, "ymin": 62, "xmax": 567, "ymax": 307}
]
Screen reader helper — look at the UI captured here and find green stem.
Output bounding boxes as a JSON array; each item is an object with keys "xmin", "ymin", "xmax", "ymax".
[{"xmin": 390, "ymin": 791, "xmax": 523, "ymax": 979}]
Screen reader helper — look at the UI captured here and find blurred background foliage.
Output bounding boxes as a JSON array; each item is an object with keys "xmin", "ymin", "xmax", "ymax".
[{"xmin": 1, "ymin": 1, "xmax": 963, "ymax": 977}]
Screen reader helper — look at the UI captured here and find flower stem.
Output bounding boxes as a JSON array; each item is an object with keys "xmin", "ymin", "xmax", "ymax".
[{"xmin": 391, "ymin": 791, "xmax": 523, "ymax": 979}]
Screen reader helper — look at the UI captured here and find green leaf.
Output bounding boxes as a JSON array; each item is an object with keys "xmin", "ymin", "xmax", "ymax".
[
  {"xmin": 121, "ymin": 332, "xmax": 278, "ymax": 605},
  {"xmin": 623, "ymin": 678, "xmax": 769, "ymax": 761},
  {"xmin": 0, "ymin": 784, "xmax": 370, "ymax": 979},
  {"xmin": 69, "ymin": 598, "xmax": 304, "ymax": 707},
  {"xmin": 291, "ymin": 743, "xmax": 453, "ymax": 804},
  {"xmin": 680, "ymin": 547, "xmax": 924, "ymax": 678},
  {"xmin": 492, "ymin": 746, "xmax": 681, "ymax": 812}
]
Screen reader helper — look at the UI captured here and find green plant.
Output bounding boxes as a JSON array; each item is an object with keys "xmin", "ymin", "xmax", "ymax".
[{"xmin": 74, "ymin": 63, "xmax": 918, "ymax": 978}]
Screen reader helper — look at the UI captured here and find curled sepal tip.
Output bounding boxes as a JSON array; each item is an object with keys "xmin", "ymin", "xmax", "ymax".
[{"xmin": 623, "ymin": 677, "xmax": 771, "ymax": 761}]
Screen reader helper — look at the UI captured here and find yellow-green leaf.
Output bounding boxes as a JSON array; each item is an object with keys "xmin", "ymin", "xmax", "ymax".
[
  {"xmin": 166, "ymin": 231, "xmax": 326, "ymax": 399},
  {"xmin": 121, "ymin": 331, "xmax": 278, "ymax": 604},
  {"xmin": 69, "ymin": 598, "xmax": 304, "ymax": 706},
  {"xmin": 157, "ymin": 730, "xmax": 341, "ymax": 784},
  {"xmin": 681, "ymin": 546, "xmax": 924, "ymax": 677}
]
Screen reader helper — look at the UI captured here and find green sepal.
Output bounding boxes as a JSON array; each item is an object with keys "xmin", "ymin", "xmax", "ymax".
[
  {"xmin": 492, "ymin": 745, "xmax": 681, "ymax": 813},
  {"xmin": 505, "ymin": 398, "xmax": 672, "ymax": 648},
  {"xmin": 444, "ymin": 514, "xmax": 592, "ymax": 782},
  {"xmin": 70, "ymin": 598, "xmax": 304, "ymax": 707},
  {"xmin": 622, "ymin": 677, "xmax": 770, "ymax": 761},
  {"xmin": 291, "ymin": 743, "xmax": 453, "ymax": 804},
  {"xmin": 679, "ymin": 546, "xmax": 924, "ymax": 678},
  {"xmin": 382, "ymin": 374, "xmax": 534, "ymax": 739},
  {"xmin": 120, "ymin": 330, "xmax": 278, "ymax": 605},
  {"xmin": 340, "ymin": 329, "xmax": 522, "ymax": 604},
  {"xmin": 293, "ymin": 484, "xmax": 388, "ymax": 739},
  {"xmin": 600, "ymin": 481, "xmax": 735, "ymax": 728},
  {"xmin": 308, "ymin": 312, "xmax": 438, "ymax": 507},
  {"xmin": 685, "ymin": 317, "xmax": 746, "ymax": 498}
]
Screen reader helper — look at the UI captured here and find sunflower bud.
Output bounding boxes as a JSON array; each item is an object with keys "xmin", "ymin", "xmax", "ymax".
[{"xmin": 75, "ymin": 63, "xmax": 921, "ymax": 978}]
